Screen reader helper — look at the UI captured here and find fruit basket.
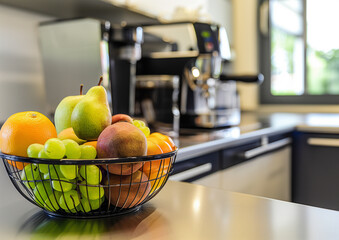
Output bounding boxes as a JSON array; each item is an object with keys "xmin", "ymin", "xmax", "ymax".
[{"xmin": 0, "ymin": 150, "xmax": 177, "ymax": 218}]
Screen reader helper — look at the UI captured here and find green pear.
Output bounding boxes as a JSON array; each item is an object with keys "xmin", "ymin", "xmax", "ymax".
[
  {"xmin": 54, "ymin": 85, "xmax": 85, "ymax": 134},
  {"xmin": 71, "ymin": 78, "xmax": 112, "ymax": 140}
]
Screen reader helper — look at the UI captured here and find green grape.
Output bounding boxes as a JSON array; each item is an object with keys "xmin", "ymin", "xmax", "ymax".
[
  {"xmin": 21, "ymin": 164, "xmax": 41, "ymax": 189},
  {"xmin": 79, "ymin": 165, "xmax": 102, "ymax": 185},
  {"xmin": 133, "ymin": 120, "xmax": 145, "ymax": 128},
  {"xmin": 36, "ymin": 164, "xmax": 50, "ymax": 174},
  {"xmin": 38, "ymin": 149, "xmax": 49, "ymax": 159},
  {"xmin": 44, "ymin": 138, "xmax": 66, "ymax": 159},
  {"xmin": 27, "ymin": 144, "xmax": 44, "ymax": 158},
  {"xmin": 139, "ymin": 126, "xmax": 150, "ymax": 137},
  {"xmin": 43, "ymin": 165, "xmax": 64, "ymax": 180},
  {"xmin": 76, "ymin": 197, "xmax": 104, "ymax": 213},
  {"xmin": 52, "ymin": 178, "xmax": 75, "ymax": 192},
  {"xmin": 80, "ymin": 145, "xmax": 97, "ymax": 159},
  {"xmin": 59, "ymin": 190, "xmax": 80, "ymax": 210},
  {"xmin": 33, "ymin": 181, "xmax": 53, "ymax": 206},
  {"xmin": 64, "ymin": 208, "xmax": 77, "ymax": 213},
  {"xmin": 44, "ymin": 193, "xmax": 60, "ymax": 212},
  {"xmin": 79, "ymin": 181, "xmax": 104, "ymax": 200},
  {"xmin": 35, "ymin": 149, "xmax": 51, "ymax": 174},
  {"xmin": 62, "ymin": 139, "xmax": 81, "ymax": 159},
  {"xmin": 59, "ymin": 165, "xmax": 78, "ymax": 180}
]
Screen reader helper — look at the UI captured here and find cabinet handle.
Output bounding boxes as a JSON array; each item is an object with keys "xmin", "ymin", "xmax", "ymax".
[
  {"xmin": 169, "ymin": 163, "xmax": 212, "ymax": 182},
  {"xmin": 307, "ymin": 138, "xmax": 339, "ymax": 147},
  {"xmin": 238, "ymin": 138, "xmax": 292, "ymax": 160}
]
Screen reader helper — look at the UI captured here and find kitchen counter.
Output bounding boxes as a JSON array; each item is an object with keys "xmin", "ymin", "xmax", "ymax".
[
  {"xmin": 176, "ymin": 112, "xmax": 339, "ymax": 161},
  {"xmin": 1, "ymin": 180, "xmax": 339, "ymax": 240},
  {"xmin": 2, "ymin": 112, "xmax": 339, "ymax": 239}
]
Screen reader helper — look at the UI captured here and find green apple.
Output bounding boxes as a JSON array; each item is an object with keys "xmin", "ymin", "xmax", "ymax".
[{"xmin": 54, "ymin": 86, "xmax": 85, "ymax": 134}]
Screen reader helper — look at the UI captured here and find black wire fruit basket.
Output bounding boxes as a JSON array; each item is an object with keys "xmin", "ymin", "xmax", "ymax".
[{"xmin": 0, "ymin": 150, "xmax": 177, "ymax": 218}]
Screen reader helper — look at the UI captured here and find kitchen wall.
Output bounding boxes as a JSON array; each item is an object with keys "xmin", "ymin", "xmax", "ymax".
[
  {"xmin": 1, "ymin": 1, "xmax": 336, "ymax": 124},
  {"xmin": 0, "ymin": 5, "xmax": 52, "ymax": 123},
  {"xmin": 232, "ymin": 0, "xmax": 259, "ymax": 111},
  {"xmin": 112, "ymin": 0, "xmax": 233, "ymax": 42}
]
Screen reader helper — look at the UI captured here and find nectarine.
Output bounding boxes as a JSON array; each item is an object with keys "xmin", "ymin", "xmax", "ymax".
[
  {"xmin": 97, "ymin": 122, "xmax": 147, "ymax": 175},
  {"xmin": 104, "ymin": 170, "xmax": 151, "ymax": 208}
]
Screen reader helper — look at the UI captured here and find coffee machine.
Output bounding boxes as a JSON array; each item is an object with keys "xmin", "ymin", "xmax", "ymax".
[
  {"xmin": 38, "ymin": 18, "xmax": 143, "ymax": 116},
  {"xmin": 136, "ymin": 22, "xmax": 263, "ymax": 129}
]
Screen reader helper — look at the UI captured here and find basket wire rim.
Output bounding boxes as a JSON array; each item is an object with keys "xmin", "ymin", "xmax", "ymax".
[
  {"xmin": 1, "ymin": 150, "xmax": 177, "ymax": 218},
  {"xmin": 0, "ymin": 149, "xmax": 178, "ymax": 165}
]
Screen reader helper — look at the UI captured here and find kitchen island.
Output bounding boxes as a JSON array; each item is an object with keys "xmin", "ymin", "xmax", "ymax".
[
  {"xmin": 1, "ymin": 180, "xmax": 339, "ymax": 239},
  {"xmin": 2, "ymin": 112, "xmax": 339, "ymax": 238}
]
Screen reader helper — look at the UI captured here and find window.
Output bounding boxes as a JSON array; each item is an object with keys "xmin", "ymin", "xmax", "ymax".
[{"xmin": 260, "ymin": 0, "xmax": 339, "ymax": 104}]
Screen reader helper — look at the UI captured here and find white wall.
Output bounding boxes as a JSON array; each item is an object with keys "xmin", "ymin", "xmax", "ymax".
[
  {"xmin": 232, "ymin": 0, "xmax": 259, "ymax": 111},
  {"xmin": 126, "ymin": 0, "xmax": 233, "ymax": 41},
  {"xmin": 0, "ymin": 5, "xmax": 52, "ymax": 123}
]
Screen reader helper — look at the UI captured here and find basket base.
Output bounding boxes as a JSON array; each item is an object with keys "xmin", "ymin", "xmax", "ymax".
[{"xmin": 43, "ymin": 206, "xmax": 142, "ymax": 219}]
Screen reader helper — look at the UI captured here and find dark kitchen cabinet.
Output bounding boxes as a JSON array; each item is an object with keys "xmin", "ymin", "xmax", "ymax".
[{"xmin": 293, "ymin": 131, "xmax": 339, "ymax": 211}]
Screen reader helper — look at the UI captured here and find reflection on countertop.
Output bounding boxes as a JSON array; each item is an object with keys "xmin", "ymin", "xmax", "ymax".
[
  {"xmin": 2, "ymin": 181, "xmax": 339, "ymax": 240},
  {"xmin": 17, "ymin": 205, "xmax": 170, "ymax": 240},
  {"xmin": 175, "ymin": 112, "xmax": 339, "ymax": 160}
]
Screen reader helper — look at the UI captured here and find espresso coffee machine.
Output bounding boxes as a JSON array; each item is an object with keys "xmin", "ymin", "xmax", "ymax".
[
  {"xmin": 38, "ymin": 18, "xmax": 143, "ymax": 116},
  {"xmin": 136, "ymin": 22, "xmax": 263, "ymax": 129}
]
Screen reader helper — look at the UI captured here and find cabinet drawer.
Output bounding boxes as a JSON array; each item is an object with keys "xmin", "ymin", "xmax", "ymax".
[
  {"xmin": 195, "ymin": 146, "xmax": 291, "ymax": 201},
  {"xmin": 221, "ymin": 135, "xmax": 292, "ymax": 169},
  {"xmin": 221, "ymin": 139, "xmax": 261, "ymax": 169},
  {"xmin": 170, "ymin": 152, "xmax": 220, "ymax": 182}
]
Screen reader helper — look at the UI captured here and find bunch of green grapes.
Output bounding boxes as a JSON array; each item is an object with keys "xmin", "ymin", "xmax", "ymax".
[
  {"xmin": 132, "ymin": 120, "xmax": 150, "ymax": 137},
  {"xmin": 24, "ymin": 138, "xmax": 104, "ymax": 213}
]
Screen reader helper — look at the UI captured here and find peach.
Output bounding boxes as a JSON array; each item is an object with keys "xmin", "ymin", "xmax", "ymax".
[
  {"xmin": 97, "ymin": 122, "xmax": 147, "ymax": 175},
  {"xmin": 104, "ymin": 170, "xmax": 151, "ymax": 208},
  {"xmin": 111, "ymin": 114, "xmax": 133, "ymax": 125}
]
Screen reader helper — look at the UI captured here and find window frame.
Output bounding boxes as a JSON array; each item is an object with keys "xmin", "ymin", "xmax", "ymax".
[{"xmin": 259, "ymin": 0, "xmax": 339, "ymax": 105}]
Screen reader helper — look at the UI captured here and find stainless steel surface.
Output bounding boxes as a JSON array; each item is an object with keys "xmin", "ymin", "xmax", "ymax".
[
  {"xmin": 135, "ymin": 75, "xmax": 180, "ymax": 136},
  {"xmin": 39, "ymin": 18, "xmax": 107, "ymax": 113},
  {"xmin": 2, "ymin": 176, "xmax": 339, "ymax": 239},
  {"xmin": 39, "ymin": 18, "xmax": 143, "ymax": 117},
  {"xmin": 138, "ymin": 22, "xmax": 241, "ymax": 129},
  {"xmin": 142, "ymin": 23, "xmax": 199, "ymax": 56}
]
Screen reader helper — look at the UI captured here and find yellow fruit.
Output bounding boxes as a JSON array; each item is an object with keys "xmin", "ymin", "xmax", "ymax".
[{"xmin": 58, "ymin": 127, "xmax": 86, "ymax": 144}]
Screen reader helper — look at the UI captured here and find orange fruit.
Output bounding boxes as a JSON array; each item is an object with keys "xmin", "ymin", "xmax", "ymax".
[
  {"xmin": 147, "ymin": 136, "xmax": 172, "ymax": 153},
  {"xmin": 144, "ymin": 137, "xmax": 172, "ymax": 193},
  {"xmin": 149, "ymin": 132, "xmax": 176, "ymax": 150},
  {"xmin": 0, "ymin": 111, "xmax": 57, "ymax": 169},
  {"xmin": 83, "ymin": 141, "xmax": 97, "ymax": 149},
  {"xmin": 143, "ymin": 139, "xmax": 163, "ymax": 174}
]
